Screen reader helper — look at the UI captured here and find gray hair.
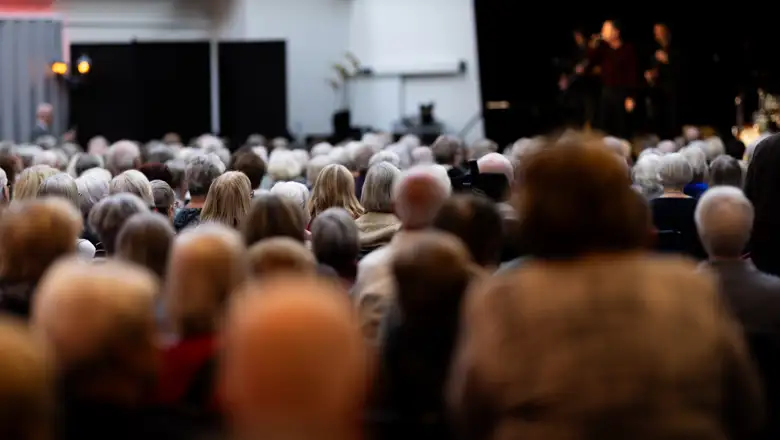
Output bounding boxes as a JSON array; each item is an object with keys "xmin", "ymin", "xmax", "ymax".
[
  {"xmin": 33, "ymin": 150, "xmax": 65, "ymax": 169},
  {"xmin": 88, "ymin": 193, "xmax": 150, "ymax": 254},
  {"xmin": 306, "ymin": 154, "xmax": 334, "ymax": 186},
  {"xmin": 151, "ymin": 180, "xmax": 176, "ymax": 211},
  {"xmin": 658, "ymin": 153, "xmax": 693, "ymax": 190},
  {"xmin": 146, "ymin": 145, "xmax": 177, "ymax": 164},
  {"xmin": 310, "ymin": 142, "xmax": 333, "ymax": 157},
  {"xmin": 80, "ymin": 167, "xmax": 112, "ymax": 183},
  {"xmin": 695, "ymin": 186, "xmax": 753, "ymax": 257},
  {"xmin": 0, "ymin": 168, "xmax": 6, "ymax": 190},
  {"xmin": 632, "ymin": 154, "xmax": 664, "ymax": 199},
  {"xmin": 680, "ymin": 142, "xmax": 708, "ymax": 182},
  {"xmin": 76, "ymin": 174, "xmax": 110, "ymax": 218},
  {"xmin": 310, "ymin": 207, "xmax": 360, "ymax": 265},
  {"xmin": 411, "ymin": 146, "xmax": 434, "ymax": 165},
  {"xmin": 327, "ymin": 146, "xmax": 351, "ymax": 168},
  {"xmin": 106, "ymin": 140, "xmax": 141, "ymax": 174},
  {"xmin": 348, "ymin": 142, "xmax": 375, "ymax": 171},
  {"xmin": 703, "ymin": 137, "xmax": 725, "ymax": 162},
  {"xmin": 109, "ymin": 170, "xmax": 154, "ymax": 206},
  {"xmin": 38, "ymin": 173, "xmax": 79, "ymax": 208},
  {"xmin": 656, "ymin": 139, "xmax": 678, "ymax": 153},
  {"xmin": 185, "ymin": 153, "xmax": 225, "ymax": 197},
  {"xmin": 361, "ymin": 162, "xmax": 400, "ymax": 213},
  {"xmin": 270, "ymin": 181, "xmax": 309, "ymax": 214},
  {"xmin": 469, "ymin": 138, "xmax": 499, "ymax": 160},
  {"xmin": 393, "ymin": 165, "xmax": 452, "ymax": 228},
  {"xmin": 68, "ymin": 153, "xmax": 103, "ymax": 177},
  {"xmin": 368, "ymin": 150, "xmax": 401, "ymax": 169},
  {"xmin": 267, "ymin": 149, "xmax": 302, "ymax": 181}
]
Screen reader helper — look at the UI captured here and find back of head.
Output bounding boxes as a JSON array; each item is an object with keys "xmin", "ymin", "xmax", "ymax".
[
  {"xmin": 201, "ymin": 171, "xmax": 252, "ymax": 228},
  {"xmin": 393, "ymin": 165, "xmax": 452, "ymax": 229},
  {"xmin": 695, "ymin": 186, "xmax": 753, "ymax": 258},
  {"xmin": 32, "ymin": 258, "xmax": 158, "ymax": 403},
  {"xmin": 150, "ymin": 179, "xmax": 175, "ymax": 213},
  {"xmin": 14, "ymin": 165, "xmax": 59, "ymax": 201},
  {"xmin": 37, "ymin": 173, "xmax": 79, "ymax": 208},
  {"xmin": 87, "ymin": 193, "xmax": 149, "ymax": 255},
  {"xmin": 185, "ymin": 153, "xmax": 225, "ymax": 198},
  {"xmin": 310, "ymin": 208, "xmax": 360, "ymax": 269},
  {"xmin": 658, "ymin": 152, "xmax": 693, "ymax": 190},
  {"xmin": 247, "ymin": 237, "xmax": 317, "ymax": 277},
  {"xmin": 166, "ymin": 224, "xmax": 248, "ymax": 337},
  {"xmin": 393, "ymin": 231, "xmax": 474, "ymax": 325},
  {"xmin": 109, "ymin": 170, "xmax": 154, "ymax": 206},
  {"xmin": 433, "ymin": 194, "xmax": 503, "ymax": 267},
  {"xmin": 222, "ymin": 277, "xmax": 368, "ymax": 439},
  {"xmin": 243, "ymin": 193, "xmax": 306, "ymax": 246},
  {"xmin": 137, "ymin": 163, "xmax": 173, "ymax": 187},
  {"xmin": 116, "ymin": 213, "xmax": 176, "ymax": 280},
  {"xmin": 106, "ymin": 140, "xmax": 141, "ymax": 174},
  {"xmin": 0, "ymin": 198, "xmax": 82, "ymax": 281},
  {"xmin": 231, "ymin": 151, "xmax": 266, "ymax": 190},
  {"xmin": 0, "ymin": 319, "xmax": 53, "ymax": 440},
  {"xmin": 308, "ymin": 164, "xmax": 363, "ymax": 219},
  {"xmin": 431, "ymin": 135, "xmax": 464, "ymax": 165},
  {"xmin": 515, "ymin": 139, "xmax": 650, "ymax": 259},
  {"xmin": 709, "ymin": 155, "xmax": 744, "ymax": 188}
]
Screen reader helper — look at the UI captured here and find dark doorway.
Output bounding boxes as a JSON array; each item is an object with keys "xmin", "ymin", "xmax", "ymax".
[
  {"xmin": 218, "ymin": 41, "xmax": 287, "ymax": 147},
  {"xmin": 69, "ymin": 42, "xmax": 211, "ymax": 145}
]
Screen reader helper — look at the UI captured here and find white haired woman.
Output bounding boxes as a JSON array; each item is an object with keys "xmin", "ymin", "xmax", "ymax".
[
  {"xmin": 650, "ymin": 152, "xmax": 706, "ymax": 259},
  {"xmin": 680, "ymin": 142, "xmax": 709, "ymax": 198},
  {"xmin": 631, "ymin": 154, "xmax": 663, "ymax": 199},
  {"xmin": 262, "ymin": 149, "xmax": 304, "ymax": 190},
  {"xmin": 355, "ymin": 162, "xmax": 401, "ymax": 256}
]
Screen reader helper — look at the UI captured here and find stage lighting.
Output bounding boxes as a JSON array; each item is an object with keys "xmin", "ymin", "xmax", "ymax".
[
  {"xmin": 76, "ymin": 55, "xmax": 91, "ymax": 75},
  {"xmin": 51, "ymin": 61, "xmax": 68, "ymax": 76}
]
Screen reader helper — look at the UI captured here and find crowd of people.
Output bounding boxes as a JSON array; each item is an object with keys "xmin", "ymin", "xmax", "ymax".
[{"xmin": 0, "ymin": 125, "xmax": 777, "ymax": 440}]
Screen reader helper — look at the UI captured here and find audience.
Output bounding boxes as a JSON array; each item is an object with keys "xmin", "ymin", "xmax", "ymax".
[{"xmin": 0, "ymin": 126, "xmax": 775, "ymax": 440}]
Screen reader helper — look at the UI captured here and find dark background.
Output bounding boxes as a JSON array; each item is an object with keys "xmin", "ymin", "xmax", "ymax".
[
  {"xmin": 473, "ymin": 4, "xmax": 778, "ymax": 145},
  {"xmin": 69, "ymin": 41, "xmax": 287, "ymax": 148}
]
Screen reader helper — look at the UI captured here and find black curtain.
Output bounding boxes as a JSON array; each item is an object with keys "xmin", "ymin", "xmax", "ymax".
[
  {"xmin": 70, "ymin": 42, "xmax": 211, "ymax": 145},
  {"xmin": 218, "ymin": 41, "xmax": 287, "ymax": 148}
]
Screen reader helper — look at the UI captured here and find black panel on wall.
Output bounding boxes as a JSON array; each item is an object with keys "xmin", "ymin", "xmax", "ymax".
[
  {"xmin": 218, "ymin": 41, "xmax": 287, "ymax": 146},
  {"xmin": 69, "ymin": 42, "xmax": 211, "ymax": 145}
]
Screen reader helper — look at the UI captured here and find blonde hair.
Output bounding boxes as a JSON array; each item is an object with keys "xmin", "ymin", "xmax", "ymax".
[
  {"xmin": 201, "ymin": 171, "xmax": 252, "ymax": 228},
  {"xmin": 13, "ymin": 165, "xmax": 59, "ymax": 201},
  {"xmin": 307, "ymin": 164, "xmax": 364, "ymax": 219}
]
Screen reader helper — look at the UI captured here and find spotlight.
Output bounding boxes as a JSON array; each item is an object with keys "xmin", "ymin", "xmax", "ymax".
[
  {"xmin": 51, "ymin": 61, "xmax": 68, "ymax": 76},
  {"xmin": 76, "ymin": 55, "xmax": 91, "ymax": 75}
]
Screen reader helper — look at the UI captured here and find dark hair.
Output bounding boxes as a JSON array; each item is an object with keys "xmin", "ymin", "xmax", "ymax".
[
  {"xmin": 515, "ymin": 140, "xmax": 650, "ymax": 259},
  {"xmin": 242, "ymin": 194, "xmax": 306, "ymax": 246},
  {"xmin": 231, "ymin": 150, "xmax": 266, "ymax": 190},
  {"xmin": 431, "ymin": 135, "xmax": 464, "ymax": 165},
  {"xmin": 138, "ymin": 163, "xmax": 173, "ymax": 187},
  {"xmin": 433, "ymin": 194, "xmax": 503, "ymax": 266},
  {"xmin": 74, "ymin": 154, "xmax": 102, "ymax": 177},
  {"xmin": 709, "ymin": 155, "xmax": 744, "ymax": 188}
]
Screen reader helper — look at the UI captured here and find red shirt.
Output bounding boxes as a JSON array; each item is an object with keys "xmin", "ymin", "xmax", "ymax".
[{"xmin": 156, "ymin": 335, "xmax": 221, "ymax": 411}]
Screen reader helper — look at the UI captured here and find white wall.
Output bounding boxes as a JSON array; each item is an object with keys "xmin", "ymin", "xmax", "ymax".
[
  {"xmin": 56, "ymin": 0, "xmax": 483, "ymax": 142},
  {"xmin": 348, "ymin": 0, "xmax": 483, "ymax": 142}
]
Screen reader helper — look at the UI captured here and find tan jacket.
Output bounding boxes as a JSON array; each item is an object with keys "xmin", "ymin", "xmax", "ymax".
[
  {"xmin": 355, "ymin": 212, "xmax": 401, "ymax": 250},
  {"xmin": 449, "ymin": 254, "xmax": 762, "ymax": 440}
]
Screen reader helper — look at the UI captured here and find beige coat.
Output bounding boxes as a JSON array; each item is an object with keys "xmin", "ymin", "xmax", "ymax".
[
  {"xmin": 449, "ymin": 254, "xmax": 762, "ymax": 440},
  {"xmin": 355, "ymin": 212, "xmax": 401, "ymax": 251}
]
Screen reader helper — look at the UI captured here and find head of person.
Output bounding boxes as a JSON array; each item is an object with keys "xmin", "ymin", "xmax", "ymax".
[
  {"xmin": 393, "ymin": 165, "xmax": 452, "ymax": 230},
  {"xmin": 0, "ymin": 319, "xmax": 53, "ymax": 440},
  {"xmin": 681, "ymin": 143, "xmax": 709, "ymax": 183},
  {"xmin": 695, "ymin": 187, "xmax": 753, "ymax": 259},
  {"xmin": 116, "ymin": 213, "xmax": 176, "ymax": 280},
  {"xmin": 658, "ymin": 152, "xmax": 693, "ymax": 192},
  {"xmin": 514, "ymin": 139, "xmax": 651, "ymax": 259},
  {"xmin": 267, "ymin": 149, "xmax": 302, "ymax": 182},
  {"xmin": 307, "ymin": 164, "xmax": 364, "ymax": 220},
  {"xmin": 35, "ymin": 103, "xmax": 53, "ymax": 126},
  {"xmin": 150, "ymin": 180, "xmax": 176, "ymax": 220},
  {"xmin": 369, "ymin": 151, "xmax": 401, "ymax": 169},
  {"xmin": 137, "ymin": 163, "xmax": 173, "ymax": 187},
  {"xmin": 433, "ymin": 194, "xmax": 503, "ymax": 268},
  {"xmin": 106, "ymin": 140, "xmax": 141, "ymax": 175},
  {"xmin": 0, "ymin": 168, "xmax": 8, "ymax": 203},
  {"xmin": 231, "ymin": 151, "xmax": 266, "ymax": 190},
  {"xmin": 431, "ymin": 135, "xmax": 464, "ymax": 167},
  {"xmin": 87, "ymin": 193, "xmax": 149, "ymax": 255},
  {"xmin": 0, "ymin": 198, "xmax": 82, "ymax": 282},
  {"xmin": 166, "ymin": 225, "xmax": 248, "ymax": 339},
  {"xmin": 109, "ymin": 170, "xmax": 154, "ymax": 207},
  {"xmin": 75, "ymin": 174, "xmax": 109, "ymax": 220},
  {"xmin": 185, "ymin": 153, "xmax": 225, "ymax": 201},
  {"xmin": 73, "ymin": 153, "xmax": 103, "ymax": 177},
  {"xmin": 601, "ymin": 19, "xmax": 621, "ymax": 42},
  {"xmin": 632, "ymin": 154, "xmax": 664, "ymax": 198},
  {"xmin": 201, "ymin": 171, "xmax": 252, "ymax": 229},
  {"xmin": 708, "ymin": 155, "xmax": 744, "ymax": 188},
  {"xmin": 361, "ymin": 162, "xmax": 401, "ymax": 214},
  {"xmin": 32, "ymin": 259, "xmax": 158, "ymax": 406},
  {"xmin": 310, "ymin": 208, "xmax": 360, "ymax": 277},
  {"xmin": 247, "ymin": 238, "xmax": 317, "ymax": 277},
  {"xmin": 476, "ymin": 152, "xmax": 514, "ymax": 201},
  {"xmin": 306, "ymin": 155, "xmax": 334, "ymax": 188},
  {"xmin": 222, "ymin": 277, "xmax": 369, "ymax": 440},
  {"xmin": 654, "ymin": 23, "xmax": 669, "ymax": 43},
  {"xmin": 14, "ymin": 165, "xmax": 59, "ymax": 201},
  {"xmin": 242, "ymin": 193, "xmax": 307, "ymax": 246},
  {"xmin": 269, "ymin": 181, "xmax": 310, "ymax": 224},
  {"xmin": 37, "ymin": 173, "xmax": 79, "ymax": 209}
]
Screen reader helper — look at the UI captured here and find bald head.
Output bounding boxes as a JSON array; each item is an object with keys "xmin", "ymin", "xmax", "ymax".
[
  {"xmin": 393, "ymin": 165, "xmax": 451, "ymax": 229},
  {"xmin": 166, "ymin": 224, "xmax": 248, "ymax": 337},
  {"xmin": 223, "ymin": 277, "xmax": 368, "ymax": 439},
  {"xmin": 477, "ymin": 152, "xmax": 514, "ymax": 182}
]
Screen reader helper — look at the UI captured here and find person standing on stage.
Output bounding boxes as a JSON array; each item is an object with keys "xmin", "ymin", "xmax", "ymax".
[
  {"xmin": 581, "ymin": 20, "xmax": 637, "ymax": 137},
  {"xmin": 645, "ymin": 23, "xmax": 680, "ymax": 139},
  {"xmin": 559, "ymin": 29, "xmax": 600, "ymax": 128}
]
